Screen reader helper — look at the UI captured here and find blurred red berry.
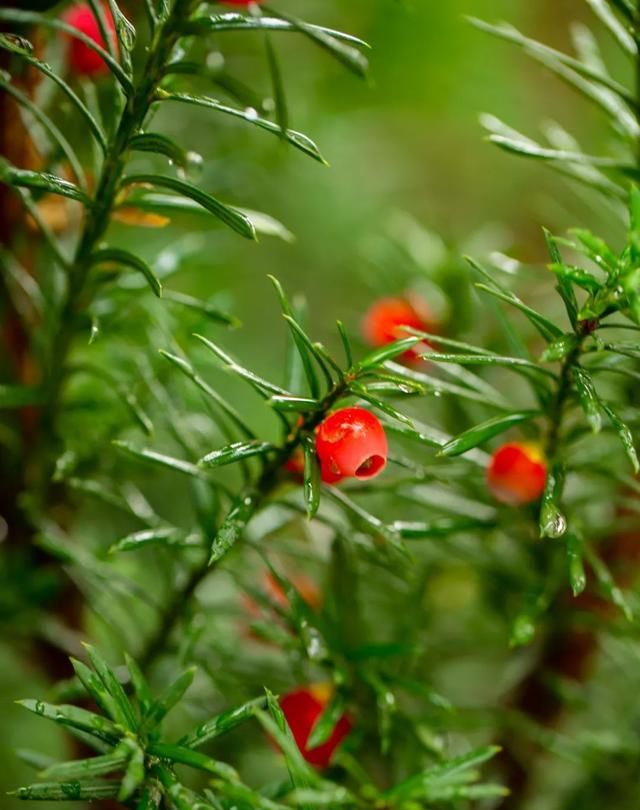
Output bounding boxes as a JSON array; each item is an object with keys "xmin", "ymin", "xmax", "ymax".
[
  {"xmin": 487, "ymin": 442, "xmax": 547, "ymax": 505},
  {"xmin": 63, "ymin": 3, "xmax": 117, "ymax": 77},
  {"xmin": 285, "ymin": 447, "xmax": 305, "ymax": 480},
  {"xmin": 223, "ymin": 0, "xmax": 263, "ymax": 5},
  {"xmin": 280, "ymin": 686, "xmax": 351, "ymax": 768},
  {"xmin": 361, "ymin": 295, "xmax": 435, "ymax": 361},
  {"xmin": 315, "ymin": 407, "xmax": 387, "ymax": 484},
  {"xmin": 242, "ymin": 571, "xmax": 322, "ymax": 641},
  {"xmin": 264, "ymin": 571, "xmax": 322, "ymax": 612}
]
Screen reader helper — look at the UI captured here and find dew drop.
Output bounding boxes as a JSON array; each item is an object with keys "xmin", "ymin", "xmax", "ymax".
[
  {"xmin": 542, "ymin": 512, "xmax": 567, "ymax": 539},
  {"xmin": 206, "ymin": 51, "xmax": 224, "ymax": 71},
  {"xmin": 244, "ymin": 107, "xmax": 259, "ymax": 122},
  {"xmin": 3, "ymin": 33, "xmax": 33, "ymax": 53},
  {"xmin": 179, "ymin": 151, "xmax": 203, "ymax": 182}
]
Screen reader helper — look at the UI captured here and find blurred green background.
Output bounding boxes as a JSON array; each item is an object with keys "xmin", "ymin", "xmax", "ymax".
[{"xmin": 2, "ymin": 0, "xmax": 629, "ymax": 807}]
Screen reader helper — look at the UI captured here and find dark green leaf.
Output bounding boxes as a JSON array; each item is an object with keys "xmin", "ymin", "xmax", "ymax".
[
  {"xmin": 566, "ymin": 532, "xmax": 587, "ymax": 597},
  {"xmin": 11, "ymin": 781, "xmax": 120, "ymax": 801},
  {"xmin": 129, "ymin": 132, "xmax": 190, "ymax": 170},
  {"xmin": 572, "ymin": 366, "xmax": 602, "ymax": 433},
  {"xmin": 92, "ymin": 247, "xmax": 161, "ymax": 298},
  {"xmin": 110, "ymin": 527, "xmax": 202, "ymax": 553},
  {"xmin": 336, "ymin": 321, "xmax": 353, "ymax": 368},
  {"xmin": 356, "ymin": 337, "xmax": 421, "ymax": 371},
  {"xmin": 324, "ymin": 487, "xmax": 405, "ymax": 554},
  {"xmin": 264, "ymin": 30, "xmax": 288, "ymax": 138},
  {"xmin": 162, "ymin": 290, "xmax": 239, "ymax": 327},
  {"xmin": 257, "ymin": 689, "xmax": 315, "ymax": 797},
  {"xmin": 118, "ymin": 743, "xmax": 145, "ymax": 802},
  {"xmin": 17, "ymin": 700, "xmax": 120, "ymax": 744},
  {"xmin": 539, "ymin": 464, "xmax": 567, "ymax": 539},
  {"xmin": 263, "ymin": 6, "xmax": 368, "ymax": 78},
  {"xmin": 0, "ymin": 160, "xmax": 90, "ymax": 206},
  {"xmin": 439, "ymin": 412, "xmax": 538, "ymax": 457},
  {"xmin": 143, "ymin": 667, "xmax": 196, "ymax": 729},
  {"xmin": 82, "ymin": 644, "xmax": 136, "ymax": 731},
  {"xmin": 392, "ymin": 516, "xmax": 496, "ymax": 539},
  {"xmin": 40, "ymin": 750, "xmax": 129, "ymax": 781},
  {"xmin": 193, "ymin": 334, "xmax": 292, "ymax": 407},
  {"xmin": 181, "ymin": 697, "xmax": 267, "ymax": 749},
  {"xmin": 0, "ymin": 72, "xmax": 85, "ymax": 187},
  {"xmin": 350, "ymin": 384, "xmax": 414, "ymax": 427},
  {"xmin": 158, "ymin": 93, "xmax": 325, "ymax": 164},
  {"xmin": 303, "ymin": 434, "xmax": 321, "ymax": 519},
  {"xmin": 159, "ymin": 350, "xmax": 255, "ymax": 441},
  {"xmin": 269, "ymin": 395, "xmax": 322, "ymax": 412},
  {"xmin": 199, "ymin": 440, "xmax": 275, "ymax": 468},
  {"xmin": 125, "ymin": 653, "xmax": 152, "ymax": 715},
  {"xmin": 383, "ymin": 745, "xmax": 502, "ymax": 801},
  {"xmin": 602, "ymin": 403, "xmax": 639, "ymax": 473},
  {"xmin": 70, "ymin": 658, "xmax": 123, "ymax": 726},
  {"xmin": 584, "ymin": 543, "xmax": 633, "ymax": 620},
  {"xmin": 121, "ymin": 174, "xmax": 256, "ymax": 240},
  {"xmin": 421, "ymin": 351, "xmax": 556, "ymax": 379},
  {"xmin": 540, "ymin": 333, "xmax": 579, "ymax": 362},
  {"xmin": 549, "ymin": 263, "xmax": 601, "ymax": 294},
  {"xmin": 182, "ymin": 13, "xmax": 369, "ymax": 49},
  {"xmin": 306, "ymin": 693, "xmax": 346, "ymax": 748},
  {"xmin": 209, "ymin": 489, "xmax": 260, "ymax": 565},
  {"xmin": 0, "ymin": 32, "xmax": 108, "ymax": 148},
  {"xmin": 147, "ymin": 742, "xmax": 237, "ymax": 780},
  {"xmin": 510, "ymin": 586, "xmax": 549, "ymax": 647},
  {"xmin": 113, "ymin": 441, "xmax": 205, "ymax": 479},
  {"xmin": 544, "ymin": 227, "xmax": 577, "ymax": 326}
]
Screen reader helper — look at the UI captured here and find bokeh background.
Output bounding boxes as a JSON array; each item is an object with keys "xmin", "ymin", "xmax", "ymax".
[{"xmin": 1, "ymin": 0, "xmax": 632, "ymax": 807}]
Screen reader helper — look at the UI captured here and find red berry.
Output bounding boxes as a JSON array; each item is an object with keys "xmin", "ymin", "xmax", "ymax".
[
  {"xmin": 280, "ymin": 686, "xmax": 351, "ymax": 769},
  {"xmin": 487, "ymin": 442, "xmax": 547, "ymax": 506},
  {"xmin": 63, "ymin": 3, "xmax": 117, "ymax": 77},
  {"xmin": 285, "ymin": 447, "xmax": 305, "ymax": 479},
  {"xmin": 264, "ymin": 571, "xmax": 322, "ymax": 612},
  {"xmin": 223, "ymin": 0, "xmax": 263, "ymax": 5},
  {"xmin": 315, "ymin": 407, "xmax": 387, "ymax": 484},
  {"xmin": 361, "ymin": 295, "xmax": 435, "ymax": 361}
]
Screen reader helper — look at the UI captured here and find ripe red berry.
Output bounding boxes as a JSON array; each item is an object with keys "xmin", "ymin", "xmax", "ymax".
[
  {"xmin": 280, "ymin": 686, "xmax": 352, "ymax": 769},
  {"xmin": 223, "ymin": 0, "xmax": 263, "ymax": 5},
  {"xmin": 487, "ymin": 442, "xmax": 547, "ymax": 506},
  {"xmin": 361, "ymin": 295, "xmax": 435, "ymax": 361},
  {"xmin": 63, "ymin": 3, "xmax": 117, "ymax": 77},
  {"xmin": 315, "ymin": 407, "xmax": 387, "ymax": 484}
]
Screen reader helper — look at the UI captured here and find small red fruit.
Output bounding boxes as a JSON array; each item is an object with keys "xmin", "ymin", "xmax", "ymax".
[
  {"xmin": 223, "ymin": 0, "xmax": 263, "ymax": 5},
  {"xmin": 361, "ymin": 295, "xmax": 435, "ymax": 361},
  {"xmin": 285, "ymin": 447, "xmax": 305, "ymax": 480},
  {"xmin": 263, "ymin": 571, "xmax": 322, "ymax": 613},
  {"xmin": 63, "ymin": 3, "xmax": 117, "ymax": 77},
  {"xmin": 487, "ymin": 442, "xmax": 547, "ymax": 506},
  {"xmin": 280, "ymin": 686, "xmax": 352, "ymax": 769},
  {"xmin": 315, "ymin": 407, "xmax": 387, "ymax": 484}
]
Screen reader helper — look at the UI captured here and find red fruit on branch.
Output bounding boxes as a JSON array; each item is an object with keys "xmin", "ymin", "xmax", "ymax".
[
  {"xmin": 487, "ymin": 442, "xmax": 547, "ymax": 505},
  {"xmin": 280, "ymin": 686, "xmax": 351, "ymax": 768},
  {"xmin": 223, "ymin": 0, "xmax": 264, "ymax": 5},
  {"xmin": 63, "ymin": 3, "xmax": 117, "ymax": 77},
  {"xmin": 315, "ymin": 407, "xmax": 387, "ymax": 484},
  {"xmin": 361, "ymin": 295, "xmax": 435, "ymax": 361}
]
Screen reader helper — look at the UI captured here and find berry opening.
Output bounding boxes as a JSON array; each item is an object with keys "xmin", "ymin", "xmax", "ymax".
[{"xmin": 355, "ymin": 454, "xmax": 386, "ymax": 479}]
